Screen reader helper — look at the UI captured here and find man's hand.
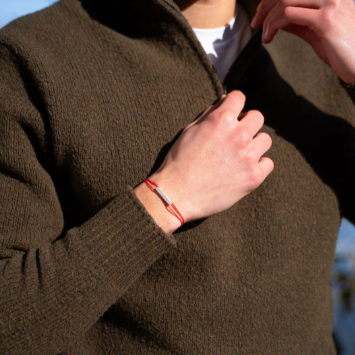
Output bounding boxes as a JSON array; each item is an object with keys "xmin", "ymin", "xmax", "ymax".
[
  {"xmin": 251, "ymin": 0, "xmax": 355, "ymax": 84},
  {"xmin": 134, "ymin": 91, "xmax": 274, "ymax": 234}
]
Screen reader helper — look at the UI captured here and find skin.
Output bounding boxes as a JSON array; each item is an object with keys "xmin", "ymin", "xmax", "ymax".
[
  {"xmin": 134, "ymin": 93, "xmax": 274, "ymax": 234},
  {"xmin": 251, "ymin": 0, "xmax": 355, "ymax": 83},
  {"xmin": 173, "ymin": 0, "xmax": 237, "ymax": 28},
  {"xmin": 134, "ymin": 0, "xmax": 355, "ymax": 234}
]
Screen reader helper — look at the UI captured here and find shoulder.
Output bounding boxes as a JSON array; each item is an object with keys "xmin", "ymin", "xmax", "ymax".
[
  {"xmin": 0, "ymin": 0, "xmax": 95, "ymax": 137},
  {"xmin": 0, "ymin": 0, "xmax": 93, "ymax": 61}
]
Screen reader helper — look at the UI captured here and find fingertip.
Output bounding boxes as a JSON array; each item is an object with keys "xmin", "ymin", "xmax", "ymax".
[
  {"xmin": 217, "ymin": 90, "xmax": 246, "ymax": 119},
  {"xmin": 250, "ymin": 17, "xmax": 257, "ymax": 28},
  {"xmin": 259, "ymin": 156, "xmax": 275, "ymax": 176},
  {"xmin": 269, "ymin": 158, "xmax": 275, "ymax": 171},
  {"xmin": 234, "ymin": 90, "xmax": 246, "ymax": 102}
]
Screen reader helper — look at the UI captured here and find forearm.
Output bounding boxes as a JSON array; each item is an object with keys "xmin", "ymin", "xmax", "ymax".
[{"xmin": 0, "ymin": 187, "xmax": 176, "ymax": 355}]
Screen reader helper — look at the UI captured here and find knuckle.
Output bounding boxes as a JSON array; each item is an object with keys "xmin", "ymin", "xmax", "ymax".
[
  {"xmin": 283, "ymin": 7, "xmax": 292, "ymax": 21},
  {"xmin": 249, "ymin": 168, "xmax": 263, "ymax": 187},
  {"xmin": 328, "ymin": 0, "xmax": 340, "ymax": 8},
  {"xmin": 210, "ymin": 109, "xmax": 235, "ymax": 129},
  {"xmin": 236, "ymin": 128, "xmax": 250, "ymax": 147},
  {"xmin": 219, "ymin": 109, "xmax": 236, "ymax": 124},
  {"xmin": 321, "ymin": 9, "xmax": 335, "ymax": 26},
  {"xmin": 244, "ymin": 148, "xmax": 257, "ymax": 162}
]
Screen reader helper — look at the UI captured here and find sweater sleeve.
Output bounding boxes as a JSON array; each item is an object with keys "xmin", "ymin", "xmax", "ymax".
[
  {"xmin": 343, "ymin": 84, "xmax": 355, "ymax": 104},
  {"xmin": 0, "ymin": 44, "xmax": 177, "ymax": 354}
]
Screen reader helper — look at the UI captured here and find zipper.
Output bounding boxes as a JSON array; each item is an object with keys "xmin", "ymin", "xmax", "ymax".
[{"xmin": 160, "ymin": 0, "xmax": 263, "ymax": 96}]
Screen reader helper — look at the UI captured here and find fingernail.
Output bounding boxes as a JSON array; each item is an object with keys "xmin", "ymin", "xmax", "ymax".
[
  {"xmin": 263, "ymin": 26, "xmax": 269, "ymax": 42},
  {"xmin": 251, "ymin": 17, "xmax": 256, "ymax": 28}
]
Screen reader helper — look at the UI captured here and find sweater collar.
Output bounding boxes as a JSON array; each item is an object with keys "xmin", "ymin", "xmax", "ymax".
[
  {"xmin": 79, "ymin": 0, "xmax": 262, "ymax": 96},
  {"xmin": 158, "ymin": 0, "xmax": 263, "ymax": 91},
  {"xmin": 165, "ymin": 0, "xmax": 260, "ymax": 35}
]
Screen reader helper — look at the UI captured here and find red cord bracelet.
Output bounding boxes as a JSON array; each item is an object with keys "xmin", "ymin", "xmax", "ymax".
[{"xmin": 143, "ymin": 178, "xmax": 185, "ymax": 226}]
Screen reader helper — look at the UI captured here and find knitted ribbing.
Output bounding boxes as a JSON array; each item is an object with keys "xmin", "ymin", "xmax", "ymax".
[{"xmin": 0, "ymin": 0, "xmax": 354, "ymax": 354}]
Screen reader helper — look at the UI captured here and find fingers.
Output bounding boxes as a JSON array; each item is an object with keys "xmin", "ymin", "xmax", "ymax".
[
  {"xmin": 238, "ymin": 110, "xmax": 265, "ymax": 139},
  {"xmin": 251, "ymin": 0, "xmax": 326, "ymax": 44},
  {"xmin": 252, "ymin": 0, "xmax": 324, "ymax": 30},
  {"xmin": 203, "ymin": 90, "xmax": 246, "ymax": 130},
  {"xmin": 258, "ymin": 156, "xmax": 275, "ymax": 181},
  {"xmin": 263, "ymin": 6, "xmax": 322, "ymax": 43},
  {"xmin": 216, "ymin": 90, "xmax": 246, "ymax": 118},
  {"xmin": 185, "ymin": 90, "xmax": 245, "ymax": 133},
  {"xmin": 247, "ymin": 132, "xmax": 272, "ymax": 159},
  {"xmin": 187, "ymin": 92, "xmax": 264, "ymax": 149},
  {"xmin": 251, "ymin": 0, "xmax": 279, "ymax": 28},
  {"xmin": 193, "ymin": 91, "xmax": 246, "ymax": 130}
]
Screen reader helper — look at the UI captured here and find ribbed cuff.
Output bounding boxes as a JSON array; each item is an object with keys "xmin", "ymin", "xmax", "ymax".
[
  {"xmin": 0, "ymin": 185, "xmax": 180, "ymax": 355},
  {"xmin": 75, "ymin": 185, "xmax": 178, "ymax": 297},
  {"xmin": 53, "ymin": 184, "xmax": 179, "ymax": 331}
]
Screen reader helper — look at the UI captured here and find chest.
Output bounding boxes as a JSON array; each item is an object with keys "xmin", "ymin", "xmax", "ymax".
[{"xmin": 45, "ymin": 30, "xmax": 347, "ymax": 265}]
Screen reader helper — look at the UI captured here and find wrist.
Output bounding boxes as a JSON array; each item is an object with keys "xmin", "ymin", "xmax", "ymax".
[
  {"xmin": 149, "ymin": 170, "xmax": 194, "ymax": 223},
  {"xmin": 133, "ymin": 181, "xmax": 181, "ymax": 235}
]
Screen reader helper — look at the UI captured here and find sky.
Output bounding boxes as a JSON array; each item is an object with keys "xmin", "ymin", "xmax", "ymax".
[
  {"xmin": 337, "ymin": 219, "xmax": 355, "ymax": 256},
  {"xmin": 0, "ymin": 0, "xmax": 355, "ymax": 251},
  {"xmin": 0, "ymin": 0, "xmax": 57, "ymax": 28}
]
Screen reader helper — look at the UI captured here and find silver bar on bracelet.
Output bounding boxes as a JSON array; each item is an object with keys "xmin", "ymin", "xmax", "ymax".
[{"xmin": 155, "ymin": 187, "xmax": 172, "ymax": 205}]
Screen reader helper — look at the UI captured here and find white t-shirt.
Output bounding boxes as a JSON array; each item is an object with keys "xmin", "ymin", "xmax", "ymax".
[{"xmin": 192, "ymin": 4, "xmax": 252, "ymax": 83}]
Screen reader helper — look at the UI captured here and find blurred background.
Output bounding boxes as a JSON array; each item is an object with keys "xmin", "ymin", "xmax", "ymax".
[{"xmin": 0, "ymin": 0, "xmax": 355, "ymax": 353}]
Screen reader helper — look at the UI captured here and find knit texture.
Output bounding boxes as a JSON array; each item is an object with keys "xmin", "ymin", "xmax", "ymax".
[{"xmin": 0, "ymin": 0, "xmax": 354, "ymax": 354}]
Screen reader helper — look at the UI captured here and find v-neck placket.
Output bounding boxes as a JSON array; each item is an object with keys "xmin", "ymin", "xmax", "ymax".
[{"xmin": 157, "ymin": 0, "xmax": 263, "ymax": 97}]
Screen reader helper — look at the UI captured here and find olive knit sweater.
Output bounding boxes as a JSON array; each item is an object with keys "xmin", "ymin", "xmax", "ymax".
[{"xmin": 0, "ymin": 0, "xmax": 354, "ymax": 354}]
